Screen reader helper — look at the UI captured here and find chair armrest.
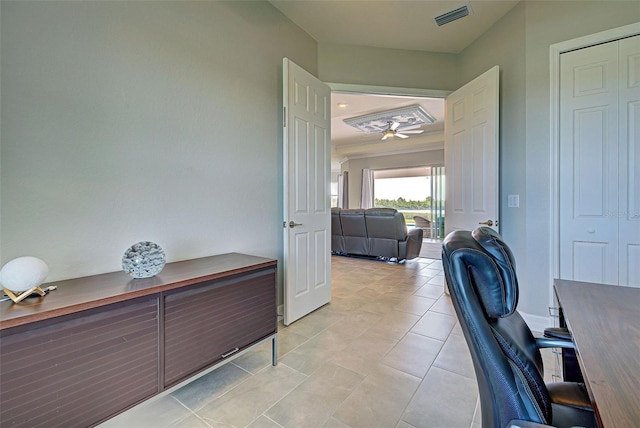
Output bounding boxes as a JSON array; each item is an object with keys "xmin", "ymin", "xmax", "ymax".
[
  {"xmin": 535, "ymin": 335, "xmax": 575, "ymax": 349},
  {"xmin": 508, "ymin": 420, "xmax": 554, "ymax": 428},
  {"xmin": 544, "ymin": 327, "xmax": 572, "ymax": 341}
]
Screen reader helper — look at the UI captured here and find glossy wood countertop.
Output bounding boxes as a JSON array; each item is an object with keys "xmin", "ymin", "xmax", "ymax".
[
  {"xmin": 554, "ymin": 279, "xmax": 640, "ymax": 428},
  {"xmin": 1, "ymin": 253, "xmax": 277, "ymax": 331}
]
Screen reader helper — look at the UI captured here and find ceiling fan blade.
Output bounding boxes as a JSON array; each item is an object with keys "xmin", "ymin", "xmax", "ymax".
[
  {"xmin": 397, "ymin": 124, "xmax": 422, "ymax": 131},
  {"xmin": 390, "ymin": 122, "xmax": 400, "ymax": 131},
  {"xmin": 395, "ymin": 133, "xmax": 409, "ymax": 139},
  {"xmin": 401, "ymin": 130, "xmax": 425, "ymax": 134}
]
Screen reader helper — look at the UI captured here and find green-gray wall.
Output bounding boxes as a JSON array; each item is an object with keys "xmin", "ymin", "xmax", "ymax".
[
  {"xmin": 319, "ymin": 1, "xmax": 639, "ymax": 319},
  {"xmin": 318, "ymin": 43, "xmax": 459, "ymax": 90},
  {"xmin": 0, "ymin": 1, "xmax": 316, "ymax": 307},
  {"xmin": 458, "ymin": 1, "xmax": 638, "ymax": 317},
  {"xmin": 1, "ymin": 0, "xmax": 638, "ymax": 319}
]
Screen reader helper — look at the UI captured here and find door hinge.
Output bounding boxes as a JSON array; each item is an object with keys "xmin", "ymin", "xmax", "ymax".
[{"xmin": 283, "ymin": 106, "xmax": 287, "ymax": 128}]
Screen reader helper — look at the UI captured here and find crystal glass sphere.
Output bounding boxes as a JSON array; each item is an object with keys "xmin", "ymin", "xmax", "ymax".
[{"xmin": 122, "ymin": 241, "xmax": 166, "ymax": 278}]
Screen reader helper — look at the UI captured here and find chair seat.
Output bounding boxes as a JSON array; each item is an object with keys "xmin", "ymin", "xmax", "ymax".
[
  {"xmin": 547, "ymin": 382, "xmax": 592, "ymax": 411},
  {"xmin": 550, "ymin": 402, "xmax": 596, "ymax": 428}
]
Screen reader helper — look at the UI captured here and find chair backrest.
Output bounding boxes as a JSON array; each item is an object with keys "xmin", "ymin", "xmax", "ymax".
[
  {"xmin": 442, "ymin": 227, "xmax": 551, "ymax": 427},
  {"xmin": 413, "ymin": 215, "xmax": 431, "ymax": 228}
]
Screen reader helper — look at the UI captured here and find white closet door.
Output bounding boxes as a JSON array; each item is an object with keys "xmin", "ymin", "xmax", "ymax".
[
  {"xmin": 560, "ymin": 41, "xmax": 619, "ymax": 285},
  {"xmin": 618, "ymin": 35, "xmax": 640, "ymax": 287},
  {"xmin": 559, "ymin": 35, "xmax": 640, "ymax": 287}
]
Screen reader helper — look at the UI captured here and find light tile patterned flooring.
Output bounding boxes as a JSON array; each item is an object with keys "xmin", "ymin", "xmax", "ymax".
[
  {"xmin": 101, "ymin": 255, "xmax": 558, "ymax": 428},
  {"xmin": 101, "ymin": 256, "xmax": 478, "ymax": 428}
]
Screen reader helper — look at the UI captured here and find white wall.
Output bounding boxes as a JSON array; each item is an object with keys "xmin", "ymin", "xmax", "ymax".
[{"xmin": 0, "ymin": 1, "xmax": 317, "ymax": 306}]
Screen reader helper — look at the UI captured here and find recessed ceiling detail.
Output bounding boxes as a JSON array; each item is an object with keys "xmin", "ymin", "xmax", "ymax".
[{"xmin": 343, "ymin": 105, "xmax": 436, "ymax": 133}]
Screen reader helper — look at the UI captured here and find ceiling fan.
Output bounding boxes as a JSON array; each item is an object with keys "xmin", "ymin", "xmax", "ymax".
[{"xmin": 381, "ymin": 121, "xmax": 424, "ymax": 141}]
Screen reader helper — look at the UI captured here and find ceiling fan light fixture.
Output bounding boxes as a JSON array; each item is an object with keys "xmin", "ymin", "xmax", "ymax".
[{"xmin": 343, "ymin": 105, "xmax": 435, "ymax": 134}]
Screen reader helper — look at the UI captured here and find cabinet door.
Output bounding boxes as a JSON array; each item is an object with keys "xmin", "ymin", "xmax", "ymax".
[
  {"xmin": 163, "ymin": 268, "xmax": 276, "ymax": 387},
  {"xmin": 0, "ymin": 298, "xmax": 159, "ymax": 428}
]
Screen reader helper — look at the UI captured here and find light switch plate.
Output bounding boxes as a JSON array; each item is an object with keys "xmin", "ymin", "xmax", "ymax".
[{"xmin": 508, "ymin": 194, "xmax": 520, "ymax": 208}]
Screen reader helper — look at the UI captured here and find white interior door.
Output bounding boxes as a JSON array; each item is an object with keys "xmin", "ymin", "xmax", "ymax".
[
  {"xmin": 559, "ymin": 41, "xmax": 619, "ymax": 285},
  {"xmin": 558, "ymin": 35, "xmax": 639, "ymax": 286},
  {"xmin": 283, "ymin": 58, "xmax": 332, "ymax": 325},
  {"xmin": 618, "ymin": 35, "xmax": 640, "ymax": 287},
  {"xmin": 444, "ymin": 66, "xmax": 500, "ymax": 235}
]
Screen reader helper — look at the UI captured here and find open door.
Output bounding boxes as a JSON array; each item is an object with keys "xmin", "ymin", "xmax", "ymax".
[
  {"xmin": 282, "ymin": 58, "xmax": 332, "ymax": 325},
  {"xmin": 445, "ymin": 66, "xmax": 500, "ymax": 234}
]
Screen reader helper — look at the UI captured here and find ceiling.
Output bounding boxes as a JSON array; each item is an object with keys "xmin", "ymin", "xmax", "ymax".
[
  {"xmin": 331, "ymin": 92, "xmax": 445, "ymax": 163},
  {"xmin": 270, "ymin": 0, "xmax": 520, "ymax": 168}
]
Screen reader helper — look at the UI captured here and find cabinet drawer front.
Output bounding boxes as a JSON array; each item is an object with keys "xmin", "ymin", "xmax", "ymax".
[
  {"xmin": 164, "ymin": 269, "xmax": 276, "ymax": 386},
  {"xmin": 0, "ymin": 298, "xmax": 159, "ymax": 428}
]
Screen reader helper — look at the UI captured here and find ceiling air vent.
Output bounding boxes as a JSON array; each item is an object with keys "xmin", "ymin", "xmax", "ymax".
[{"xmin": 434, "ymin": 4, "xmax": 471, "ymax": 26}]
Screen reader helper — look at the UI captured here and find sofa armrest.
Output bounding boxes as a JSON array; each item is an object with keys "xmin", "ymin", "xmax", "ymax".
[
  {"xmin": 402, "ymin": 228, "xmax": 423, "ymax": 260},
  {"xmin": 407, "ymin": 228, "xmax": 423, "ymax": 239}
]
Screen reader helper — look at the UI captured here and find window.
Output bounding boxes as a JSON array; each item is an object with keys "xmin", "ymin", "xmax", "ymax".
[{"xmin": 373, "ymin": 166, "xmax": 445, "ymax": 237}]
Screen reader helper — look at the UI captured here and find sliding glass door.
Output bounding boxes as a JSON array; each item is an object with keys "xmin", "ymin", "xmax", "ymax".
[{"xmin": 430, "ymin": 166, "xmax": 445, "ymax": 238}]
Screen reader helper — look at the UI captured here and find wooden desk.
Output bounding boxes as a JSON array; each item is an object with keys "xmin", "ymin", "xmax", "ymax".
[{"xmin": 554, "ymin": 279, "xmax": 640, "ymax": 428}]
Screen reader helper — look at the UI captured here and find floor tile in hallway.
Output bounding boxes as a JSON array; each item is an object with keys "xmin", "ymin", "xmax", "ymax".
[{"xmin": 100, "ymin": 256, "xmax": 482, "ymax": 428}]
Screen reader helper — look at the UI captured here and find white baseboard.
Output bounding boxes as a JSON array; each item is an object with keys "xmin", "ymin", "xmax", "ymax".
[
  {"xmin": 277, "ymin": 304, "xmax": 284, "ymax": 319},
  {"xmin": 519, "ymin": 311, "xmax": 553, "ymax": 334}
]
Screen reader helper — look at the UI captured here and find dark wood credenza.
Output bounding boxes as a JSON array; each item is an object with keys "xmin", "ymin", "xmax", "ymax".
[{"xmin": 0, "ymin": 253, "xmax": 277, "ymax": 428}]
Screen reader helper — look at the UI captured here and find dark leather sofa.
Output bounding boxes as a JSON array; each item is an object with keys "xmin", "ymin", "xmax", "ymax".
[{"xmin": 331, "ymin": 208, "xmax": 423, "ymax": 262}]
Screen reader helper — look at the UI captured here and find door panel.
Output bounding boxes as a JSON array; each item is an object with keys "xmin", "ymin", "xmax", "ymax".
[
  {"xmin": 560, "ymin": 41, "xmax": 619, "ymax": 285},
  {"xmin": 472, "ymin": 123, "xmax": 488, "ymax": 213},
  {"xmin": 283, "ymin": 58, "xmax": 331, "ymax": 325},
  {"xmin": 572, "ymin": 241, "xmax": 611, "ymax": 284},
  {"xmin": 559, "ymin": 35, "xmax": 640, "ymax": 287},
  {"xmin": 619, "ymin": 35, "xmax": 640, "ymax": 287},
  {"xmin": 445, "ymin": 66, "xmax": 499, "ymax": 234}
]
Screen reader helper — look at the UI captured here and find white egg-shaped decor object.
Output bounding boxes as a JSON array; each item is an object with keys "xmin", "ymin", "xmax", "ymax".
[{"xmin": 0, "ymin": 256, "xmax": 50, "ymax": 292}]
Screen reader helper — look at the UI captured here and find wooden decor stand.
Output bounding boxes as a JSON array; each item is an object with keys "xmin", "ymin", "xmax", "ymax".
[{"xmin": 3, "ymin": 285, "xmax": 56, "ymax": 303}]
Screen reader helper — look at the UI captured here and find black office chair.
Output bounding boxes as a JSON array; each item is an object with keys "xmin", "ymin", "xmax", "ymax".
[{"xmin": 441, "ymin": 227, "xmax": 596, "ymax": 428}]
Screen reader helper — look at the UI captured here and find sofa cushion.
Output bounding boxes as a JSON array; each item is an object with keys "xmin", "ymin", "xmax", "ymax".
[
  {"xmin": 365, "ymin": 208, "xmax": 408, "ymax": 240},
  {"xmin": 339, "ymin": 209, "xmax": 369, "ymax": 255},
  {"xmin": 331, "ymin": 208, "xmax": 345, "ymax": 253}
]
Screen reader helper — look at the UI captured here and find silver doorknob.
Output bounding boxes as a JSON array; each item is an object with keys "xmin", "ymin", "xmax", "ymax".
[
  {"xmin": 288, "ymin": 221, "xmax": 303, "ymax": 228},
  {"xmin": 478, "ymin": 219, "xmax": 494, "ymax": 227}
]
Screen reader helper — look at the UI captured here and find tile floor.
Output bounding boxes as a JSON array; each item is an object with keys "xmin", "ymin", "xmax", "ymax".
[{"xmin": 100, "ymin": 255, "xmax": 557, "ymax": 428}]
